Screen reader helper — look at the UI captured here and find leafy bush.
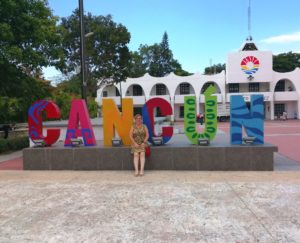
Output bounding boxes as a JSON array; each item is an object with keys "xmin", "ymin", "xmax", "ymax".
[{"xmin": 0, "ymin": 136, "xmax": 29, "ymax": 153}]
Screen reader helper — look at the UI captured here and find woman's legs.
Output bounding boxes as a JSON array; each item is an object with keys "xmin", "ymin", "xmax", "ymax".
[
  {"xmin": 139, "ymin": 152, "xmax": 145, "ymax": 175},
  {"xmin": 133, "ymin": 152, "xmax": 139, "ymax": 176}
]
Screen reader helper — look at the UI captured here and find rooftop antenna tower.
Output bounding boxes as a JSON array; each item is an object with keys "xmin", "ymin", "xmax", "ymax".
[{"xmin": 247, "ymin": 0, "xmax": 253, "ymax": 41}]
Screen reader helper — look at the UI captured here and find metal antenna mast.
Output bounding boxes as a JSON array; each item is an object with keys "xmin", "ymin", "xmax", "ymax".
[{"xmin": 247, "ymin": 0, "xmax": 252, "ymax": 41}]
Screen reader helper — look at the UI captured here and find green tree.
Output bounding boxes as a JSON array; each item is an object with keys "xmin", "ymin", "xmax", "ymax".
[
  {"xmin": 273, "ymin": 52, "xmax": 300, "ymax": 72},
  {"xmin": 57, "ymin": 11, "xmax": 131, "ymax": 94},
  {"xmin": 56, "ymin": 75, "xmax": 82, "ymax": 96},
  {"xmin": 139, "ymin": 43, "xmax": 163, "ymax": 77},
  {"xmin": 128, "ymin": 51, "xmax": 147, "ymax": 78},
  {"xmin": 130, "ymin": 32, "xmax": 191, "ymax": 77},
  {"xmin": 0, "ymin": 0, "xmax": 62, "ymax": 123},
  {"xmin": 0, "ymin": 62, "xmax": 54, "ymax": 123},
  {"xmin": 204, "ymin": 63, "xmax": 226, "ymax": 75},
  {"xmin": 86, "ymin": 97, "xmax": 99, "ymax": 118},
  {"xmin": 160, "ymin": 32, "xmax": 174, "ymax": 75},
  {"xmin": 0, "ymin": 0, "xmax": 62, "ymax": 74},
  {"xmin": 52, "ymin": 90, "xmax": 98, "ymax": 119},
  {"xmin": 52, "ymin": 91, "xmax": 76, "ymax": 120}
]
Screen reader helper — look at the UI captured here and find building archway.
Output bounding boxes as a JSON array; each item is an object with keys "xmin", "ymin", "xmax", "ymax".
[
  {"xmin": 273, "ymin": 79, "xmax": 298, "ymax": 120},
  {"xmin": 173, "ymin": 82, "xmax": 196, "ymax": 121},
  {"xmin": 199, "ymin": 81, "xmax": 222, "ymax": 115},
  {"xmin": 125, "ymin": 84, "xmax": 145, "ymax": 96},
  {"xmin": 274, "ymin": 78, "xmax": 296, "ymax": 92},
  {"xmin": 200, "ymin": 81, "xmax": 221, "ymax": 94},
  {"xmin": 101, "ymin": 85, "xmax": 120, "ymax": 97},
  {"xmin": 150, "ymin": 83, "xmax": 170, "ymax": 96},
  {"xmin": 174, "ymin": 82, "xmax": 196, "ymax": 95}
]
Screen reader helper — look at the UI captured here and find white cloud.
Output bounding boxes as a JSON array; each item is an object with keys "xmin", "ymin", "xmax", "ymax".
[{"xmin": 260, "ymin": 31, "xmax": 300, "ymax": 44}]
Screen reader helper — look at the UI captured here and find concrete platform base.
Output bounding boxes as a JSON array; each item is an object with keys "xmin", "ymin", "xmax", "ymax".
[{"xmin": 23, "ymin": 134, "xmax": 277, "ymax": 171}]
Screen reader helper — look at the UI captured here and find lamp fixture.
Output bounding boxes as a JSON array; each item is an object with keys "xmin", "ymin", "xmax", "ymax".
[
  {"xmin": 32, "ymin": 139, "xmax": 46, "ymax": 147},
  {"xmin": 71, "ymin": 138, "xmax": 83, "ymax": 147},
  {"xmin": 198, "ymin": 138, "xmax": 210, "ymax": 146},
  {"xmin": 112, "ymin": 138, "xmax": 122, "ymax": 147},
  {"xmin": 152, "ymin": 137, "xmax": 163, "ymax": 146},
  {"xmin": 242, "ymin": 136, "xmax": 256, "ymax": 145}
]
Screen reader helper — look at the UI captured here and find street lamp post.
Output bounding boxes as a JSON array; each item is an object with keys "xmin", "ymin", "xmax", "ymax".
[
  {"xmin": 84, "ymin": 32, "xmax": 94, "ymax": 99},
  {"xmin": 118, "ymin": 67, "xmax": 127, "ymax": 113},
  {"xmin": 79, "ymin": 0, "xmax": 87, "ymax": 102},
  {"xmin": 119, "ymin": 81, "xmax": 122, "ymax": 112}
]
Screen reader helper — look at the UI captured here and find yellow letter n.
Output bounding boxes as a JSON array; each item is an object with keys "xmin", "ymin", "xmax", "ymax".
[{"xmin": 103, "ymin": 98, "xmax": 133, "ymax": 146}]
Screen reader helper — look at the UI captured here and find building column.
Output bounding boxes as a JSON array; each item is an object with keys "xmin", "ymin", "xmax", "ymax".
[
  {"xmin": 297, "ymin": 100, "xmax": 300, "ymax": 119},
  {"xmin": 270, "ymin": 100, "xmax": 274, "ymax": 120},
  {"xmin": 196, "ymin": 95, "xmax": 200, "ymax": 116},
  {"xmin": 170, "ymin": 97, "xmax": 175, "ymax": 122}
]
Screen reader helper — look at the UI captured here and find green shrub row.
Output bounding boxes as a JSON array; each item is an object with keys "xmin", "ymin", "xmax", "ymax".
[{"xmin": 0, "ymin": 136, "xmax": 29, "ymax": 153}]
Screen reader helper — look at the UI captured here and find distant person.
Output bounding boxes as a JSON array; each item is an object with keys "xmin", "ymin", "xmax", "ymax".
[
  {"xmin": 2, "ymin": 124, "xmax": 11, "ymax": 139},
  {"xmin": 196, "ymin": 114, "xmax": 200, "ymax": 123},
  {"xmin": 282, "ymin": 111, "xmax": 287, "ymax": 121},
  {"xmin": 129, "ymin": 114, "xmax": 149, "ymax": 176},
  {"xmin": 199, "ymin": 113, "xmax": 204, "ymax": 125}
]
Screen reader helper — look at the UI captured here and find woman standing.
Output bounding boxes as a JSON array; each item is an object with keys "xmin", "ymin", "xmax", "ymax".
[{"xmin": 129, "ymin": 114, "xmax": 149, "ymax": 176}]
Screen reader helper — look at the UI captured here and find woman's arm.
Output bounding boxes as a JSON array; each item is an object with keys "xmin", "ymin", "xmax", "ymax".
[
  {"xmin": 143, "ymin": 125, "xmax": 149, "ymax": 143},
  {"xmin": 129, "ymin": 127, "xmax": 138, "ymax": 147}
]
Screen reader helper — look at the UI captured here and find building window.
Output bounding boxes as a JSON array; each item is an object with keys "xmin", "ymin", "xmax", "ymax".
[
  {"xmin": 156, "ymin": 107, "xmax": 162, "ymax": 117},
  {"xmin": 156, "ymin": 84, "xmax": 166, "ymax": 95},
  {"xmin": 275, "ymin": 80, "xmax": 285, "ymax": 92},
  {"xmin": 274, "ymin": 104, "xmax": 285, "ymax": 118},
  {"xmin": 180, "ymin": 83, "xmax": 190, "ymax": 95},
  {"xmin": 249, "ymin": 83, "xmax": 260, "ymax": 92},
  {"xmin": 228, "ymin": 83, "xmax": 239, "ymax": 93},
  {"xmin": 102, "ymin": 91, "xmax": 108, "ymax": 97},
  {"xmin": 133, "ymin": 85, "xmax": 143, "ymax": 96},
  {"xmin": 179, "ymin": 106, "xmax": 184, "ymax": 118},
  {"xmin": 201, "ymin": 82, "xmax": 215, "ymax": 94}
]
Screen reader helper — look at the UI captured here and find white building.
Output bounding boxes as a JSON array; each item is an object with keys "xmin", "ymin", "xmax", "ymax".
[{"xmin": 96, "ymin": 40, "xmax": 300, "ymax": 121}]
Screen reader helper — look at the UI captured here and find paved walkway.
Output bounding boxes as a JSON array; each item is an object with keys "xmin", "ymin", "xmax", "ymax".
[
  {"xmin": 0, "ymin": 150, "xmax": 22, "ymax": 163},
  {"xmin": 218, "ymin": 120, "xmax": 300, "ymax": 164},
  {"xmin": 0, "ymin": 151, "xmax": 23, "ymax": 170},
  {"xmin": 0, "ymin": 171, "xmax": 299, "ymax": 242}
]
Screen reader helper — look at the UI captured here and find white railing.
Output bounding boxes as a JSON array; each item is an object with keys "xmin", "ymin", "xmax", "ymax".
[
  {"xmin": 148, "ymin": 95, "xmax": 171, "ymax": 102},
  {"xmin": 226, "ymin": 92, "xmax": 273, "ymax": 102},
  {"xmin": 174, "ymin": 95, "xmax": 191, "ymax": 104},
  {"xmin": 125, "ymin": 96, "xmax": 146, "ymax": 105},
  {"xmin": 274, "ymin": 91, "xmax": 298, "ymax": 101},
  {"xmin": 99, "ymin": 96, "xmax": 147, "ymax": 106}
]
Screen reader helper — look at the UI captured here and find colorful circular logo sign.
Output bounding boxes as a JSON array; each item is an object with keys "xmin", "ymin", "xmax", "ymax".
[{"xmin": 241, "ymin": 56, "xmax": 260, "ymax": 75}]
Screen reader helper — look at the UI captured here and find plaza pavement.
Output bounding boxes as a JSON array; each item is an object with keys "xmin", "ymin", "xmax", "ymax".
[
  {"xmin": 0, "ymin": 171, "xmax": 299, "ymax": 242},
  {"xmin": 0, "ymin": 120, "xmax": 300, "ymax": 242}
]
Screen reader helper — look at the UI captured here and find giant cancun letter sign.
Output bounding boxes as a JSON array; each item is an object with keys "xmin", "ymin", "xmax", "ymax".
[
  {"xmin": 28, "ymin": 100, "xmax": 61, "ymax": 146},
  {"xmin": 64, "ymin": 99, "xmax": 96, "ymax": 146},
  {"xmin": 184, "ymin": 85, "xmax": 217, "ymax": 144},
  {"xmin": 103, "ymin": 98, "xmax": 133, "ymax": 146},
  {"xmin": 230, "ymin": 94, "xmax": 264, "ymax": 144},
  {"xmin": 142, "ymin": 97, "xmax": 173, "ymax": 144}
]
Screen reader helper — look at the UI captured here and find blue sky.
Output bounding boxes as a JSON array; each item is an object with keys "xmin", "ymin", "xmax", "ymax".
[{"xmin": 44, "ymin": 0, "xmax": 300, "ymax": 80}]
